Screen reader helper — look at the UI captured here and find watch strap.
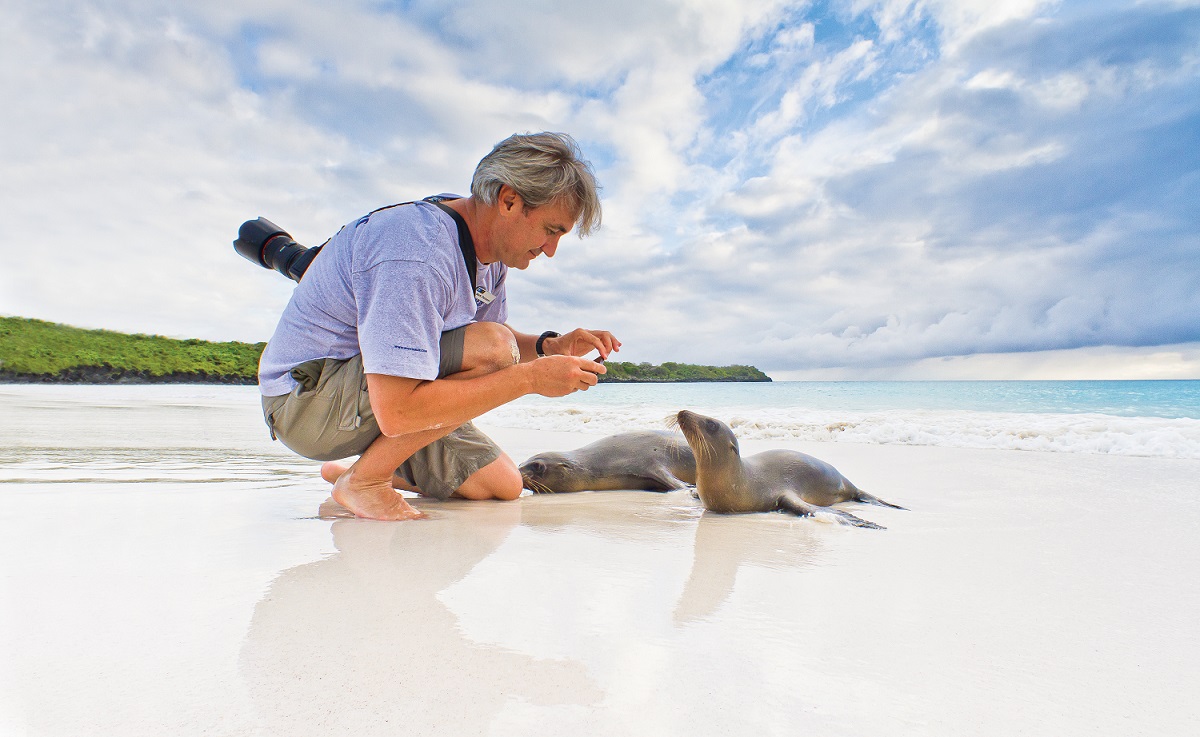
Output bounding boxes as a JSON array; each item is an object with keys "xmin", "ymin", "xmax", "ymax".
[{"xmin": 536, "ymin": 331, "xmax": 560, "ymax": 358}]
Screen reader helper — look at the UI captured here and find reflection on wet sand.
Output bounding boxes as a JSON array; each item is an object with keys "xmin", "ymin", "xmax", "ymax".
[
  {"xmin": 516, "ymin": 490, "xmax": 828, "ymax": 626},
  {"xmin": 516, "ymin": 489, "xmax": 702, "ymax": 543},
  {"xmin": 239, "ymin": 498, "xmax": 601, "ymax": 736},
  {"xmin": 674, "ymin": 512, "xmax": 825, "ymax": 623}
]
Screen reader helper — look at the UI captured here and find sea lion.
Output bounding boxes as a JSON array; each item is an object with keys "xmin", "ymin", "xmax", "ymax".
[
  {"xmin": 672, "ymin": 410, "xmax": 904, "ymax": 529},
  {"xmin": 520, "ymin": 430, "xmax": 696, "ymax": 494}
]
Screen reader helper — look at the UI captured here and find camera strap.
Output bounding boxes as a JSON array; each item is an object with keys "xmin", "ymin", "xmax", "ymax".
[
  {"xmin": 312, "ymin": 197, "xmax": 479, "ymax": 292},
  {"xmin": 421, "ymin": 197, "xmax": 478, "ymax": 294}
]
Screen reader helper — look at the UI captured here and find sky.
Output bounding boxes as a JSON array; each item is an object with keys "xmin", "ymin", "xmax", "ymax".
[{"xmin": 1, "ymin": 0, "xmax": 1198, "ymax": 379}]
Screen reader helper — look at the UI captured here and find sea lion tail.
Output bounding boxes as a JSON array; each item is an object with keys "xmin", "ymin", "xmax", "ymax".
[{"xmin": 854, "ymin": 489, "xmax": 908, "ymax": 511}]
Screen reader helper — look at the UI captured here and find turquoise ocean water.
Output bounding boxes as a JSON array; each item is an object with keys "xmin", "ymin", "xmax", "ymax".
[
  {"xmin": 488, "ymin": 380, "xmax": 1200, "ymax": 459},
  {"xmin": 3, "ymin": 381, "xmax": 1198, "ymax": 460}
]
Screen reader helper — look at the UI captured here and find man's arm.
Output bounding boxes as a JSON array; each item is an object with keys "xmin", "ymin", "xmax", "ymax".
[
  {"xmin": 506, "ymin": 326, "xmax": 622, "ymax": 363},
  {"xmin": 366, "ymin": 356, "xmax": 603, "ymax": 437}
]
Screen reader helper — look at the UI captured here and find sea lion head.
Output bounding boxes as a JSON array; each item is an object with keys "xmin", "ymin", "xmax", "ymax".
[
  {"xmin": 672, "ymin": 410, "xmax": 747, "ymax": 513},
  {"xmin": 672, "ymin": 410, "xmax": 740, "ymax": 464},
  {"xmin": 519, "ymin": 452, "xmax": 586, "ymax": 494}
]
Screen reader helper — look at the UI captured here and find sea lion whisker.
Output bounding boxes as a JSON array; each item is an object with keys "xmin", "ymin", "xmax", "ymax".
[{"xmin": 523, "ymin": 476, "xmax": 553, "ymax": 494}]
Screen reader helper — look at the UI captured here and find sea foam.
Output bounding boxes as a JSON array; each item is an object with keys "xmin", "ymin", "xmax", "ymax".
[{"xmin": 482, "ymin": 403, "xmax": 1200, "ymax": 459}]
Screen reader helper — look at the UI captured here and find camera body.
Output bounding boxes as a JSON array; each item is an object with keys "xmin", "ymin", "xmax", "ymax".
[{"xmin": 233, "ymin": 217, "xmax": 321, "ymax": 282}]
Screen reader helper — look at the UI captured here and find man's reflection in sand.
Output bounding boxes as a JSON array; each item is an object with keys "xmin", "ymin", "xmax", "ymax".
[
  {"xmin": 239, "ymin": 498, "xmax": 600, "ymax": 736},
  {"xmin": 517, "ymin": 491, "xmax": 826, "ymax": 625}
]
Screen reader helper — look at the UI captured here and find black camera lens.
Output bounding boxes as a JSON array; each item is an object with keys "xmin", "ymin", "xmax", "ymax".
[{"xmin": 233, "ymin": 217, "xmax": 321, "ymax": 282}]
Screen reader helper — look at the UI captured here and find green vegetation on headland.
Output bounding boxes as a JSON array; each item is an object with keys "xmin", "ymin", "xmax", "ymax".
[
  {"xmin": 600, "ymin": 361, "xmax": 770, "ymax": 383},
  {"xmin": 0, "ymin": 317, "xmax": 263, "ymax": 384},
  {"xmin": 0, "ymin": 317, "xmax": 771, "ymax": 384}
]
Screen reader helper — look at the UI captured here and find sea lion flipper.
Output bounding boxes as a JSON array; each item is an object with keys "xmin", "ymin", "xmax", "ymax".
[
  {"xmin": 855, "ymin": 490, "xmax": 908, "ymax": 510},
  {"xmin": 776, "ymin": 490, "xmax": 818, "ymax": 518},
  {"xmin": 830, "ymin": 509, "xmax": 885, "ymax": 530},
  {"xmin": 778, "ymin": 491, "xmax": 884, "ymax": 530},
  {"xmin": 646, "ymin": 467, "xmax": 692, "ymax": 492}
]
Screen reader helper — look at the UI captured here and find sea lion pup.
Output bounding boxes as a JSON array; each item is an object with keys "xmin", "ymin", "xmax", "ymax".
[
  {"xmin": 671, "ymin": 410, "xmax": 904, "ymax": 529},
  {"xmin": 520, "ymin": 430, "xmax": 696, "ymax": 494}
]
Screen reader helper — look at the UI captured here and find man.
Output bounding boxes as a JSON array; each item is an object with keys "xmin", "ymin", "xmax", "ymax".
[{"xmin": 258, "ymin": 132, "xmax": 618, "ymax": 521}]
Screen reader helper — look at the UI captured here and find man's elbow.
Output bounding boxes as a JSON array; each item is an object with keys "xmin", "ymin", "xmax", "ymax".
[
  {"xmin": 366, "ymin": 375, "xmax": 432, "ymax": 437},
  {"xmin": 376, "ymin": 410, "xmax": 443, "ymax": 438}
]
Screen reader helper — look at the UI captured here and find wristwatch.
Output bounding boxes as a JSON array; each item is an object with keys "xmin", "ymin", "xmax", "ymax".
[{"xmin": 536, "ymin": 331, "xmax": 560, "ymax": 358}]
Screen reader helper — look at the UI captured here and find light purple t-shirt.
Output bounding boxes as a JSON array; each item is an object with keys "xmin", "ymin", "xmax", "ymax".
[{"xmin": 258, "ymin": 197, "xmax": 508, "ymax": 396}]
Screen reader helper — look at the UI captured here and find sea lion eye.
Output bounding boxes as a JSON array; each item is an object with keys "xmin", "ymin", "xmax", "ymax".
[{"xmin": 704, "ymin": 419, "xmax": 718, "ymax": 433}]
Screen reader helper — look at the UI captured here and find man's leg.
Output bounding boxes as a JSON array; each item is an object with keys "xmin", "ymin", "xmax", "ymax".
[
  {"xmin": 319, "ymin": 463, "xmax": 420, "ymax": 492},
  {"xmin": 329, "ymin": 322, "xmax": 524, "ymax": 519},
  {"xmin": 452, "ymin": 454, "xmax": 523, "ymax": 501},
  {"xmin": 323, "ymin": 453, "xmax": 521, "ymax": 500},
  {"xmin": 331, "ymin": 429, "xmax": 461, "ymax": 520}
]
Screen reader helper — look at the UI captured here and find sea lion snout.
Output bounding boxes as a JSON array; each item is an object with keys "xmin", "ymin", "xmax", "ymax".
[
  {"xmin": 673, "ymin": 410, "xmax": 699, "ymax": 434},
  {"xmin": 673, "ymin": 410, "xmax": 718, "ymax": 441},
  {"xmin": 674, "ymin": 410, "xmax": 739, "ymax": 458},
  {"xmin": 520, "ymin": 454, "xmax": 570, "ymax": 493}
]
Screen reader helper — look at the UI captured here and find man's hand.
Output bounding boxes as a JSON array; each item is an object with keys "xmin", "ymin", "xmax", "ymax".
[
  {"xmin": 528, "ymin": 355, "xmax": 607, "ymax": 397},
  {"xmin": 545, "ymin": 329, "xmax": 621, "ymax": 360}
]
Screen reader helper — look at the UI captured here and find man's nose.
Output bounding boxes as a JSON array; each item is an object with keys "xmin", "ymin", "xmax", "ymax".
[{"xmin": 542, "ymin": 237, "xmax": 560, "ymax": 258}]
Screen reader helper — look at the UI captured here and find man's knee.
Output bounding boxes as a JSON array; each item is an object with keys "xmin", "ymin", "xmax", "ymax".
[
  {"xmin": 490, "ymin": 472, "xmax": 524, "ymax": 501},
  {"xmin": 461, "ymin": 321, "xmax": 519, "ymax": 374},
  {"xmin": 476, "ymin": 464, "xmax": 523, "ymax": 501},
  {"xmin": 456, "ymin": 455, "xmax": 524, "ymax": 501}
]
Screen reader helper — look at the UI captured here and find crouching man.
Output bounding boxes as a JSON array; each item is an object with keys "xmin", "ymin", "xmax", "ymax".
[{"xmin": 257, "ymin": 132, "xmax": 619, "ymax": 520}]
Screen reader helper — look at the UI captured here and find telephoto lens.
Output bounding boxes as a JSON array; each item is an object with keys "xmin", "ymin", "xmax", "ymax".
[{"xmin": 233, "ymin": 217, "xmax": 321, "ymax": 282}]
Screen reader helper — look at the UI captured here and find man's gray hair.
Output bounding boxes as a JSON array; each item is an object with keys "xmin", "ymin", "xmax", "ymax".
[{"xmin": 471, "ymin": 132, "xmax": 602, "ymax": 237}]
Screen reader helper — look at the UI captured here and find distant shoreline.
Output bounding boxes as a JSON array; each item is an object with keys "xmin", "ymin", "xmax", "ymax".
[
  {"xmin": 0, "ymin": 369, "xmax": 767, "ymax": 385},
  {"xmin": 0, "ymin": 368, "xmax": 256, "ymax": 385},
  {"xmin": 0, "ymin": 316, "xmax": 771, "ymax": 385}
]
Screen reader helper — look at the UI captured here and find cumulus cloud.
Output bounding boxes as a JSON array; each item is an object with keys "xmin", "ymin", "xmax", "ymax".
[
  {"xmin": 1, "ymin": 0, "xmax": 1197, "ymax": 378},
  {"xmin": 570, "ymin": 0, "xmax": 1200, "ymax": 372}
]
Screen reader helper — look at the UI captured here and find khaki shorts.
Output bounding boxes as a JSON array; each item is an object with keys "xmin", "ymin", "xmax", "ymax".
[{"xmin": 261, "ymin": 326, "xmax": 502, "ymax": 501}]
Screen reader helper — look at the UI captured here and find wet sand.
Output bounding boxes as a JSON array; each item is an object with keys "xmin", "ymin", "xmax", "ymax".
[{"xmin": 1, "ymin": 386, "xmax": 1198, "ymax": 736}]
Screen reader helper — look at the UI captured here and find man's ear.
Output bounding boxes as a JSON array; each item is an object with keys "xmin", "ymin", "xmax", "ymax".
[{"xmin": 498, "ymin": 185, "xmax": 524, "ymax": 216}]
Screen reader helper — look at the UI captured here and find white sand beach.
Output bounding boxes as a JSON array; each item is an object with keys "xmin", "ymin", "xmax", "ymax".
[{"xmin": 1, "ymin": 385, "xmax": 1198, "ymax": 736}]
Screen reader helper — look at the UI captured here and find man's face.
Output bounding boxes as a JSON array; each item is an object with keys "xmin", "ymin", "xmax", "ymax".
[{"xmin": 490, "ymin": 191, "xmax": 575, "ymax": 270}]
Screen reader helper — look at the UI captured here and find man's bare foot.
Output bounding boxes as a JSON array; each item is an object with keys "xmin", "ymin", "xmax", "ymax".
[
  {"xmin": 321, "ymin": 461, "xmax": 424, "ymax": 494},
  {"xmin": 332, "ymin": 467, "xmax": 428, "ymax": 521}
]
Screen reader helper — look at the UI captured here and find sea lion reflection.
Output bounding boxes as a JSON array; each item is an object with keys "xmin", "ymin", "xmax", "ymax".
[
  {"xmin": 240, "ymin": 500, "xmax": 600, "ymax": 736},
  {"xmin": 674, "ymin": 512, "xmax": 825, "ymax": 623},
  {"xmin": 517, "ymin": 492, "xmax": 826, "ymax": 625}
]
